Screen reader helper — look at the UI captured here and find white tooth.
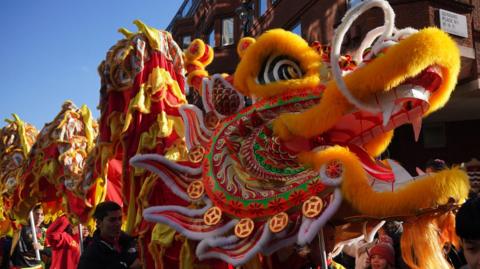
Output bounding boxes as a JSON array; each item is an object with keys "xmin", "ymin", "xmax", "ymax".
[
  {"xmin": 387, "ymin": 159, "xmax": 413, "ymax": 183},
  {"xmin": 382, "ymin": 101, "xmax": 396, "ymax": 127},
  {"xmin": 382, "ymin": 107, "xmax": 395, "ymax": 127},
  {"xmin": 377, "ymin": 91, "xmax": 397, "ymax": 127},
  {"xmin": 411, "ymin": 86, "xmax": 429, "ymax": 101},
  {"xmin": 411, "ymin": 116, "xmax": 422, "ymax": 142}
]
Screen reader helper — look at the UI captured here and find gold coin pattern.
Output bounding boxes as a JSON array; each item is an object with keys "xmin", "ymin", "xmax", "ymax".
[
  {"xmin": 188, "ymin": 146, "xmax": 205, "ymax": 163},
  {"xmin": 187, "ymin": 180, "xmax": 205, "ymax": 200},
  {"xmin": 234, "ymin": 218, "xmax": 254, "ymax": 238},
  {"xmin": 203, "ymin": 206, "xmax": 222, "ymax": 226},
  {"xmin": 302, "ymin": 196, "xmax": 324, "ymax": 218},
  {"xmin": 268, "ymin": 212, "xmax": 289, "ymax": 233}
]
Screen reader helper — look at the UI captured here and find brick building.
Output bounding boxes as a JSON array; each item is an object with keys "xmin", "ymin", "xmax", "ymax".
[{"xmin": 167, "ymin": 0, "xmax": 480, "ymax": 172}]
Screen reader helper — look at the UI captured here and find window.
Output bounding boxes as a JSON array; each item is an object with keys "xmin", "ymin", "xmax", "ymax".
[
  {"xmin": 182, "ymin": 0, "xmax": 192, "ymax": 17},
  {"xmin": 259, "ymin": 0, "xmax": 268, "ymax": 15},
  {"xmin": 222, "ymin": 18, "xmax": 234, "ymax": 46},
  {"xmin": 348, "ymin": 0, "xmax": 363, "ymax": 8},
  {"xmin": 208, "ymin": 29, "xmax": 216, "ymax": 47},
  {"xmin": 291, "ymin": 22, "xmax": 301, "ymax": 37},
  {"xmin": 182, "ymin": 36, "xmax": 191, "ymax": 49}
]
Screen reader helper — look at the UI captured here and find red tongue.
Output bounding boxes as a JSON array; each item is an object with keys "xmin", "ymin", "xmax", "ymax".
[
  {"xmin": 404, "ymin": 66, "xmax": 442, "ymax": 93},
  {"xmin": 346, "ymin": 144, "xmax": 395, "ymax": 182}
]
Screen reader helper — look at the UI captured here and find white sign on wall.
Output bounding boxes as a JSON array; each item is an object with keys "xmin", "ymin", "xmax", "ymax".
[{"xmin": 439, "ymin": 9, "xmax": 468, "ymax": 38}]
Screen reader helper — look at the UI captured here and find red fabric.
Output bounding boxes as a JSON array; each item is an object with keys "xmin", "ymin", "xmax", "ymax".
[
  {"xmin": 105, "ymin": 158, "xmax": 124, "ymax": 206},
  {"xmin": 46, "ymin": 215, "xmax": 80, "ymax": 269},
  {"xmin": 369, "ymin": 238, "xmax": 395, "ymax": 266}
]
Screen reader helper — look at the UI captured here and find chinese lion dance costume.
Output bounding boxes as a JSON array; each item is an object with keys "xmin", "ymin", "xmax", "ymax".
[
  {"xmin": 14, "ymin": 101, "xmax": 98, "ymax": 223},
  {"xmin": 129, "ymin": 1, "xmax": 470, "ymax": 269},
  {"xmin": 0, "ymin": 115, "xmax": 38, "ymax": 234}
]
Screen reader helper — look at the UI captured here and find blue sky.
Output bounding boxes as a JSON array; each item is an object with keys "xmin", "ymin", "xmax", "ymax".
[{"xmin": 0, "ymin": 0, "xmax": 183, "ymax": 129}]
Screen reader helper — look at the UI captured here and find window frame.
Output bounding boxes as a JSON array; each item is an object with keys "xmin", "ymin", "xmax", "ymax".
[
  {"xmin": 221, "ymin": 17, "xmax": 235, "ymax": 46},
  {"xmin": 208, "ymin": 27, "xmax": 216, "ymax": 47},
  {"xmin": 182, "ymin": 35, "xmax": 192, "ymax": 49}
]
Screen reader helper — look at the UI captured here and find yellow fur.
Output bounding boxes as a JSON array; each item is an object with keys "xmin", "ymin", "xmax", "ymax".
[
  {"xmin": 298, "ymin": 146, "xmax": 470, "ymax": 217},
  {"xmin": 401, "ymin": 215, "xmax": 451, "ymax": 269},
  {"xmin": 237, "ymin": 37, "xmax": 256, "ymax": 58},
  {"xmin": 234, "ymin": 29, "xmax": 322, "ymax": 99},
  {"xmin": 342, "ymin": 27, "xmax": 460, "ymax": 114},
  {"xmin": 231, "ymin": 25, "xmax": 466, "ymax": 269},
  {"xmin": 273, "ymin": 28, "xmax": 460, "ymax": 155}
]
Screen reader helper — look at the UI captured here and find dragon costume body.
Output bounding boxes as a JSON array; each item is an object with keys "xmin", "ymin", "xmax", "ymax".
[
  {"xmin": 0, "ymin": 115, "xmax": 38, "ymax": 232},
  {"xmin": 2, "ymin": 1, "xmax": 471, "ymax": 268},
  {"xmin": 14, "ymin": 101, "xmax": 98, "ymax": 223},
  {"xmin": 91, "ymin": 20, "xmax": 225, "ymax": 269},
  {"xmin": 129, "ymin": 1, "xmax": 470, "ymax": 269}
]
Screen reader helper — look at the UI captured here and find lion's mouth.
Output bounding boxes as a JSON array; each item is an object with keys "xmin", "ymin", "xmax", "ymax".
[
  {"xmin": 338, "ymin": 65, "xmax": 440, "ymax": 187},
  {"xmin": 307, "ymin": 65, "xmax": 443, "ymax": 188},
  {"xmin": 326, "ymin": 65, "xmax": 442, "ymax": 145}
]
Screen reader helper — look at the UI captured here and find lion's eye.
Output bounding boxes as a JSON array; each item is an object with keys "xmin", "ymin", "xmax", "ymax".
[{"xmin": 257, "ymin": 55, "xmax": 303, "ymax": 84}]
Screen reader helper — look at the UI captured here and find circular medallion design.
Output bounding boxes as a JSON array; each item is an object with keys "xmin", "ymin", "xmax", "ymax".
[
  {"xmin": 268, "ymin": 212, "xmax": 289, "ymax": 233},
  {"xmin": 188, "ymin": 146, "xmax": 205, "ymax": 163},
  {"xmin": 325, "ymin": 160, "xmax": 343, "ymax": 179},
  {"xmin": 234, "ymin": 218, "xmax": 255, "ymax": 238},
  {"xmin": 302, "ymin": 196, "xmax": 324, "ymax": 218},
  {"xmin": 187, "ymin": 180, "xmax": 205, "ymax": 200},
  {"xmin": 203, "ymin": 206, "xmax": 222, "ymax": 226}
]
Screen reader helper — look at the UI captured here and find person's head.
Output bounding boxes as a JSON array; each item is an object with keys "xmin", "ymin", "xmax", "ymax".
[
  {"xmin": 383, "ymin": 221, "xmax": 403, "ymax": 238},
  {"xmin": 32, "ymin": 204, "xmax": 44, "ymax": 226},
  {"xmin": 456, "ymin": 197, "xmax": 480, "ymax": 269},
  {"xmin": 93, "ymin": 201, "xmax": 122, "ymax": 239},
  {"xmin": 425, "ymin": 158, "xmax": 447, "ymax": 173},
  {"xmin": 81, "ymin": 225, "xmax": 90, "ymax": 237},
  {"xmin": 369, "ymin": 236, "xmax": 395, "ymax": 269}
]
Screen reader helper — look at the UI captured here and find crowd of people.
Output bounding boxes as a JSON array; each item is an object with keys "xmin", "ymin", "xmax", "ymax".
[
  {"xmin": 323, "ymin": 159, "xmax": 480, "ymax": 269},
  {"xmin": 0, "ymin": 159, "xmax": 478, "ymax": 269},
  {"xmin": 0, "ymin": 202, "xmax": 142, "ymax": 269},
  {"xmin": 328, "ymin": 193, "xmax": 480, "ymax": 269}
]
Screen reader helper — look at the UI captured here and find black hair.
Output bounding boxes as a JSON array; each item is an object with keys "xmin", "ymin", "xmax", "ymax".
[
  {"xmin": 425, "ymin": 158, "xmax": 447, "ymax": 172},
  {"xmin": 33, "ymin": 203, "xmax": 43, "ymax": 211},
  {"xmin": 456, "ymin": 197, "xmax": 480, "ymax": 240},
  {"xmin": 93, "ymin": 201, "xmax": 121, "ymax": 221}
]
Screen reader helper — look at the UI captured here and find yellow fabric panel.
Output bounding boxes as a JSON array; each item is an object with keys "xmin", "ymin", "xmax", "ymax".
[
  {"xmin": 151, "ymin": 223, "xmax": 176, "ymax": 247},
  {"xmin": 179, "ymin": 238, "xmax": 194, "ymax": 269},
  {"xmin": 80, "ymin": 105, "xmax": 96, "ymax": 152}
]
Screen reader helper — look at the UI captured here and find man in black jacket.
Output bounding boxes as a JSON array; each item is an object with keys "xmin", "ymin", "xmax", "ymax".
[{"xmin": 77, "ymin": 202, "xmax": 142, "ymax": 269}]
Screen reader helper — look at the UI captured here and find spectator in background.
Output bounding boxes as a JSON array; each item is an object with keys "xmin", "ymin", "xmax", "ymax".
[
  {"xmin": 456, "ymin": 197, "xmax": 480, "ymax": 269},
  {"xmin": 10, "ymin": 204, "xmax": 50, "ymax": 269},
  {"xmin": 0, "ymin": 235, "xmax": 12, "ymax": 269},
  {"xmin": 77, "ymin": 201, "xmax": 141, "ymax": 269},
  {"xmin": 46, "ymin": 215, "xmax": 80, "ymax": 269},
  {"xmin": 382, "ymin": 221, "xmax": 408, "ymax": 269},
  {"xmin": 79, "ymin": 225, "xmax": 91, "ymax": 252},
  {"xmin": 367, "ymin": 235, "xmax": 396, "ymax": 269},
  {"xmin": 425, "ymin": 158, "xmax": 447, "ymax": 173}
]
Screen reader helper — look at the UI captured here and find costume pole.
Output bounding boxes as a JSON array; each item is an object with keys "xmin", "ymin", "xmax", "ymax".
[
  {"xmin": 29, "ymin": 210, "xmax": 41, "ymax": 261},
  {"xmin": 318, "ymin": 228, "xmax": 328, "ymax": 269},
  {"xmin": 79, "ymin": 223, "xmax": 84, "ymax": 254}
]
